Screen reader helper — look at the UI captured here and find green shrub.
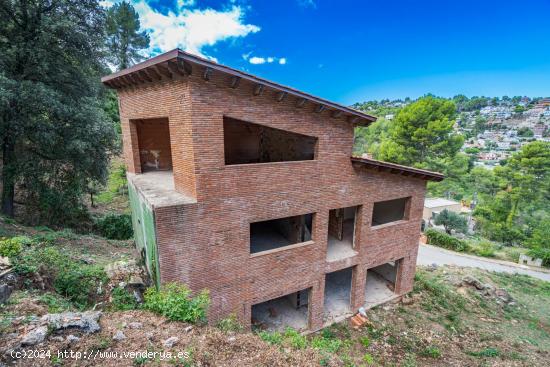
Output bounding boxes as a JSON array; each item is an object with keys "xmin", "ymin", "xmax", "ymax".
[
  {"xmin": 310, "ymin": 335, "xmax": 343, "ymax": 353},
  {"xmin": 363, "ymin": 353, "xmax": 375, "ymax": 365},
  {"xmin": 257, "ymin": 330, "xmax": 283, "ymax": 345},
  {"xmin": 474, "ymin": 240, "xmax": 496, "ymax": 258},
  {"xmin": 38, "ymin": 292, "xmax": 73, "ymax": 313},
  {"xmin": 143, "ymin": 283, "xmax": 209, "ymax": 323},
  {"xmin": 0, "ymin": 236, "xmax": 32, "ymax": 257},
  {"xmin": 360, "ymin": 336, "xmax": 370, "ymax": 348},
  {"xmin": 467, "ymin": 347, "xmax": 500, "ymax": 358},
  {"xmin": 283, "ymin": 327, "xmax": 307, "ymax": 349},
  {"xmin": 110, "ymin": 287, "xmax": 138, "ymax": 311},
  {"xmin": 12, "ymin": 246, "xmax": 107, "ymax": 308},
  {"xmin": 96, "ymin": 213, "xmax": 133, "ymax": 240},
  {"xmin": 217, "ymin": 314, "xmax": 243, "ymax": 332},
  {"xmin": 420, "ymin": 346, "xmax": 442, "ymax": 358},
  {"xmin": 425, "ymin": 229, "xmax": 469, "ymax": 252},
  {"xmin": 528, "ymin": 247, "xmax": 550, "ymax": 267}
]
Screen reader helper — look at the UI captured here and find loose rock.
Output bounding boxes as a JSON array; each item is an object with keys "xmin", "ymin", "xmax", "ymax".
[
  {"xmin": 21, "ymin": 326, "xmax": 47, "ymax": 346},
  {"xmin": 41, "ymin": 311, "xmax": 102, "ymax": 333},
  {"xmin": 113, "ymin": 330, "xmax": 126, "ymax": 341},
  {"xmin": 163, "ymin": 336, "xmax": 179, "ymax": 348}
]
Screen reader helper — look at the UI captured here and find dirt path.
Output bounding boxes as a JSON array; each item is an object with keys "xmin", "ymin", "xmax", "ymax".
[{"xmin": 418, "ymin": 244, "xmax": 550, "ymax": 282}]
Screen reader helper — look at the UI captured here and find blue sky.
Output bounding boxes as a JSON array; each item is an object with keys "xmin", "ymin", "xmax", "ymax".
[{"xmin": 104, "ymin": 0, "xmax": 550, "ymax": 104}]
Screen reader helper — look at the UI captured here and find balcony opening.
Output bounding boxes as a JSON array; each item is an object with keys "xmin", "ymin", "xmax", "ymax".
[
  {"xmin": 365, "ymin": 261, "xmax": 399, "ymax": 308},
  {"xmin": 327, "ymin": 206, "xmax": 360, "ymax": 261},
  {"xmin": 133, "ymin": 117, "xmax": 173, "ymax": 172},
  {"xmin": 250, "ymin": 214, "xmax": 313, "ymax": 254},
  {"xmin": 371, "ymin": 197, "xmax": 410, "ymax": 226},
  {"xmin": 224, "ymin": 116, "xmax": 317, "ymax": 165},
  {"xmin": 324, "ymin": 267, "xmax": 354, "ymax": 323},
  {"xmin": 251, "ymin": 288, "xmax": 310, "ymax": 332}
]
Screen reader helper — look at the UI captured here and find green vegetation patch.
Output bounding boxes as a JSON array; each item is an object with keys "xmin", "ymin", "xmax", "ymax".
[
  {"xmin": 143, "ymin": 283, "xmax": 209, "ymax": 323},
  {"xmin": 95, "ymin": 213, "xmax": 133, "ymax": 240}
]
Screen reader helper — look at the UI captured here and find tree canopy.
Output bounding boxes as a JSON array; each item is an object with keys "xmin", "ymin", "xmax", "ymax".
[
  {"xmin": 0, "ymin": 0, "xmax": 118, "ymax": 225},
  {"xmin": 106, "ymin": 1, "xmax": 150, "ymax": 70}
]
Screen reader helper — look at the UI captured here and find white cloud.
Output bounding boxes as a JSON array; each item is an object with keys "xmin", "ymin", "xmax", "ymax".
[
  {"xmin": 297, "ymin": 0, "xmax": 317, "ymax": 9},
  {"xmin": 249, "ymin": 56, "xmax": 266, "ymax": 64},
  {"xmin": 133, "ymin": 0, "xmax": 260, "ymax": 60},
  {"xmin": 243, "ymin": 54, "xmax": 287, "ymax": 65}
]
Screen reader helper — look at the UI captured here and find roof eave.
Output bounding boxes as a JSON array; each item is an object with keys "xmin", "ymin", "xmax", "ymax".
[
  {"xmin": 101, "ymin": 49, "xmax": 376, "ymax": 124},
  {"xmin": 350, "ymin": 157, "xmax": 445, "ymax": 182}
]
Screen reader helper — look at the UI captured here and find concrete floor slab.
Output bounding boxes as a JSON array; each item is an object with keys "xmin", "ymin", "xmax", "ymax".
[
  {"xmin": 326, "ymin": 219, "xmax": 357, "ymax": 262},
  {"xmin": 251, "ymin": 296, "xmax": 308, "ymax": 332},
  {"xmin": 323, "ymin": 268, "xmax": 352, "ymax": 323},
  {"xmin": 365, "ymin": 271, "xmax": 395, "ymax": 308},
  {"xmin": 128, "ymin": 171, "xmax": 196, "ymax": 207}
]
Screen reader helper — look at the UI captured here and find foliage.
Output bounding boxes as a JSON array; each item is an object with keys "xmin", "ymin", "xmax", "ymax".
[
  {"xmin": 217, "ymin": 314, "xmax": 244, "ymax": 332},
  {"xmin": 362, "ymin": 353, "xmax": 375, "ymax": 364},
  {"xmin": 425, "ymin": 229, "xmax": 469, "ymax": 252},
  {"xmin": 474, "ymin": 240, "xmax": 496, "ymax": 258},
  {"xmin": 143, "ymin": 283, "xmax": 209, "ymax": 323},
  {"xmin": 375, "ymin": 96, "xmax": 464, "ymax": 170},
  {"xmin": 257, "ymin": 330, "xmax": 283, "ymax": 345},
  {"xmin": 433, "ymin": 209, "xmax": 467, "ymax": 234},
  {"xmin": 0, "ymin": 236, "xmax": 32, "ymax": 257},
  {"xmin": 96, "ymin": 162, "xmax": 127, "ymax": 204},
  {"xmin": 96, "ymin": 213, "xmax": 133, "ymax": 240},
  {"xmin": 283, "ymin": 327, "xmax": 308, "ymax": 349},
  {"xmin": 105, "ymin": 1, "xmax": 150, "ymax": 70},
  {"xmin": 517, "ymin": 127, "xmax": 534, "ymax": 137},
  {"xmin": 12, "ymin": 245, "xmax": 107, "ymax": 308},
  {"xmin": 311, "ymin": 334, "xmax": 344, "ymax": 353},
  {"xmin": 0, "ymin": 0, "xmax": 118, "ymax": 224},
  {"xmin": 474, "ymin": 141, "xmax": 550, "ymax": 245},
  {"xmin": 467, "ymin": 347, "xmax": 500, "ymax": 358},
  {"xmin": 420, "ymin": 346, "xmax": 442, "ymax": 358},
  {"xmin": 110, "ymin": 287, "xmax": 138, "ymax": 311},
  {"xmin": 38, "ymin": 292, "xmax": 73, "ymax": 313}
]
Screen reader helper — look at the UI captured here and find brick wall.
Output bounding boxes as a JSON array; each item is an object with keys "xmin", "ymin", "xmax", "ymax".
[{"xmin": 116, "ymin": 65, "xmax": 426, "ymax": 332}]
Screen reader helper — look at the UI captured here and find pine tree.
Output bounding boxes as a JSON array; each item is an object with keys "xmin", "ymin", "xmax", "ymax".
[{"xmin": 105, "ymin": 1, "xmax": 150, "ymax": 70}]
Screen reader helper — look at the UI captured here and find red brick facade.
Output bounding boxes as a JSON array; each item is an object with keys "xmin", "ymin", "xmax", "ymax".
[{"xmin": 113, "ymin": 54, "xmax": 429, "ymax": 332}]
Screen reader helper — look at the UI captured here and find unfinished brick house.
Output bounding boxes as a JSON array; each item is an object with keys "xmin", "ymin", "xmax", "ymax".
[{"xmin": 102, "ymin": 49, "xmax": 443, "ymax": 332}]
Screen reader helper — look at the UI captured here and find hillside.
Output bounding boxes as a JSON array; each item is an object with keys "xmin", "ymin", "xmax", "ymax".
[{"xmin": 1, "ymin": 219, "xmax": 549, "ymax": 366}]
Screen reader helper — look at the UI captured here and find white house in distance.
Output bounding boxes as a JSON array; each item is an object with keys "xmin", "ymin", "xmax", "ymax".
[{"xmin": 423, "ymin": 198, "xmax": 462, "ymax": 222}]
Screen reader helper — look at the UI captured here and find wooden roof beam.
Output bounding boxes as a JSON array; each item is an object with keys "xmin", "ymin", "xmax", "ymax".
[
  {"xmin": 331, "ymin": 110, "xmax": 343, "ymax": 118},
  {"xmin": 166, "ymin": 61, "xmax": 185, "ymax": 76},
  {"xmin": 253, "ymin": 84, "xmax": 264, "ymax": 96},
  {"xmin": 155, "ymin": 64, "xmax": 173, "ymax": 79},
  {"xmin": 315, "ymin": 104, "xmax": 326, "ymax": 113},
  {"xmin": 139, "ymin": 70, "xmax": 153, "ymax": 82},
  {"xmin": 203, "ymin": 67, "xmax": 212, "ymax": 81},
  {"xmin": 276, "ymin": 91, "xmax": 287, "ymax": 102},
  {"xmin": 296, "ymin": 98, "xmax": 306, "ymax": 108},
  {"xmin": 230, "ymin": 76, "xmax": 241, "ymax": 88},
  {"xmin": 144, "ymin": 67, "xmax": 162, "ymax": 81}
]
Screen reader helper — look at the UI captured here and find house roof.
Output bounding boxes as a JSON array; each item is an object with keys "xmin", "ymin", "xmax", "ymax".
[
  {"xmin": 101, "ymin": 49, "xmax": 376, "ymax": 125},
  {"xmin": 350, "ymin": 157, "xmax": 445, "ymax": 182},
  {"xmin": 424, "ymin": 198, "xmax": 459, "ymax": 208}
]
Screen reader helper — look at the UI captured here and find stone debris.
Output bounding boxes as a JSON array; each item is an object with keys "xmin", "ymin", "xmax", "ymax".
[
  {"xmin": 20, "ymin": 326, "xmax": 47, "ymax": 346},
  {"xmin": 0, "ymin": 284, "xmax": 12, "ymax": 304},
  {"xmin": 113, "ymin": 330, "xmax": 126, "ymax": 341},
  {"xmin": 41, "ymin": 311, "xmax": 102, "ymax": 333},
  {"xmin": 163, "ymin": 336, "xmax": 179, "ymax": 348},
  {"xmin": 462, "ymin": 275, "xmax": 484, "ymax": 290},
  {"xmin": 66, "ymin": 335, "xmax": 80, "ymax": 344},
  {"xmin": 128, "ymin": 322, "xmax": 143, "ymax": 329}
]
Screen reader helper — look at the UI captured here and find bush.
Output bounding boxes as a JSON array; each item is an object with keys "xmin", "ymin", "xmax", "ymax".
[
  {"xmin": 96, "ymin": 213, "xmax": 133, "ymax": 240},
  {"xmin": 528, "ymin": 247, "xmax": 550, "ymax": 267},
  {"xmin": 217, "ymin": 314, "xmax": 243, "ymax": 332},
  {"xmin": 143, "ymin": 283, "xmax": 209, "ymax": 323},
  {"xmin": 425, "ymin": 229, "xmax": 469, "ymax": 252},
  {"xmin": 283, "ymin": 327, "xmax": 307, "ymax": 349},
  {"xmin": 474, "ymin": 240, "xmax": 496, "ymax": 258},
  {"xmin": 258, "ymin": 330, "xmax": 283, "ymax": 345},
  {"xmin": 310, "ymin": 335, "xmax": 343, "ymax": 353},
  {"xmin": 110, "ymin": 287, "xmax": 139, "ymax": 311},
  {"xmin": 12, "ymin": 246, "xmax": 107, "ymax": 308},
  {"xmin": 0, "ymin": 236, "xmax": 32, "ymax": 257}
]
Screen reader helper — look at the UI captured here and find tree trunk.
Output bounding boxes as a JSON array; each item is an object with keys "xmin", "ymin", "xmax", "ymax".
[{"xmin": 1, "ymin": 138, "xmax": 15, "ymax": 217}]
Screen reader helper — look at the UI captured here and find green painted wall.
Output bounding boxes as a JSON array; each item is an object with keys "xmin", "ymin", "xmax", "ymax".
[{"xmin": 128, "ymin": 181, "xmax": 161, "ymax": 288}]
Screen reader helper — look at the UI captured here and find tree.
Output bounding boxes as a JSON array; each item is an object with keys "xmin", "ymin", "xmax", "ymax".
[
  {"xmin": 376, "ymin": 96, "xmax": 464, "ymax": 170},
  {"xmin": 0, "ymin": 0, "xmax": 117, "ymax": 224},
  {"xmin": 434, "ymin": 209, "xmax": 467, "ymax": 234},
  {"xmin": 105, "ymin": 1, "xmax": 150, "ymax": 70}
]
